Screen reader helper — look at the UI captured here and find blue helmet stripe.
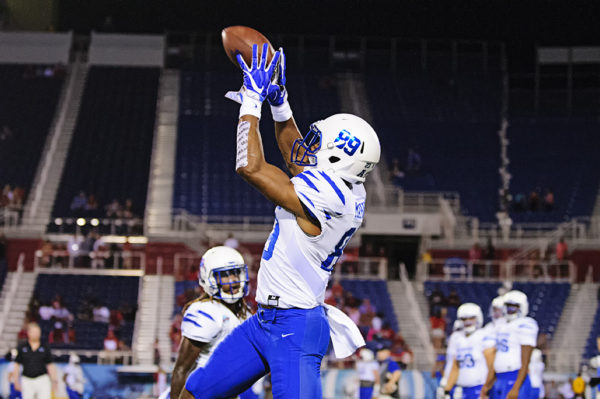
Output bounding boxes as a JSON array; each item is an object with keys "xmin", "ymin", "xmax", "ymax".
[{"xmin": 318, "ymin": 171, "xmax": 345, "ymax": 205}]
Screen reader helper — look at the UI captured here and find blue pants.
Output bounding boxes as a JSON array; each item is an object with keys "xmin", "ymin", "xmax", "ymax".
[
  {"xmin": 10, "ymin": 383, "xmax": 22, "ymax": 399},
  {"xmin": 185, "ymin": 306, "xmax": 330, "ymax": 399},
  {"xmin": 531, "ymin": 387, "xmax": 540, "ymax": 399},
  {"xmin": 67, "ymin": 387, "xmax": 82, "ymax": 399},
  {"xmin": 360, "ymin": 386, "xmax": 374, "ymax": 399},
  {"xmin": 494, "ymin": 370, "xmax": 532, "ymax": 399},
  {"xmin": 463, "ymin": 385, "xmax": 483, "ymax": 399}
]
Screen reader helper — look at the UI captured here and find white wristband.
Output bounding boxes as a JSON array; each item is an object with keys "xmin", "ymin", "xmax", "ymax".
[
  {"xmin": 239, "ymin": 95, "xmax": 262, "ymax": 119},
  {"xmin": 270, "ymin": 100, "xmax": 293, "ymax": 122}
]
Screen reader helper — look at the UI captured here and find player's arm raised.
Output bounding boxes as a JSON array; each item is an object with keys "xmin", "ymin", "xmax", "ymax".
[
  {"xmin": 235, "ymin": 44, "xmax": 320, "ymax": 235},
  {"xmin": 265, "ymin": 48, "xmax": 304, "ymax": 176}
]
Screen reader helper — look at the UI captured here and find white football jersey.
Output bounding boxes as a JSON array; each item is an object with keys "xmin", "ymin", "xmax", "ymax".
[
  {"xmin": 493, "ymin": 317, "xmax": 539, "ymax": 373},
  {"xmin": 256, "ymin": 169, "xmax": 366, "ymax": 309},
  {"xmin": 481, "ymin": 319, "xmax": 503, "ymax": 350},
  {"xmin": 529, "ymin": 354, "xmax": 545, "ymax": 388},
  {"xmin": 447, "ymin": 329, "xmax": 489, "ymax": 388},
  {"xmin": 181, "ymin": 299, "xmax": 245, "ymax": 368},
  {"xmin": 357, "ymin": 360, "xmax": 379, "ymax": 382},
  {"xmin": 442, "ymin": 331, "xmax": 461, "ymax": 383}
]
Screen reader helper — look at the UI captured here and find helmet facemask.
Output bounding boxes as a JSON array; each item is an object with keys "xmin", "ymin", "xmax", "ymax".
[
  {"xmin": 208, "ymin": 264, "xmax": 248, "ymax": 304},
  {"xmin": 291, "ymin": 124, "xmax": 321, "ymax": 166},
  {"xmin": 504, "ymin": 302, "xmax": 521, "ymax": 321},
  {"xmin": 461, "ymin": 316, "xmax": 478, "ymax": 334}
]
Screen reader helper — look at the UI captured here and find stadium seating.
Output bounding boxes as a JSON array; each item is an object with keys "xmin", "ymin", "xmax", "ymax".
[
  {"xmin": 423, "ymin": 281, "xmax": 569, "ymax": 336},
  {"xmin": 584, "ymin": 302, "xmax": 600, "ymax": 359},
  {"xmin": 507, "ymin": 118, "xmax": 600, "ymax": 224},
  {"xmin": 33, "ymin": 274, "xmax": 139, "ymax": 349},
  {"xmin": 0, "ymin": 65, "xmax": 65, "ymax": 197},
  {"xmin": 51, "ymin": 66, "xmax": 160, "ymax": 220},
  {"xmin": 365, "ymin": 70, "xmax": 502, "ymax": 222},
  {"xmin": 173, "ymin": 66, "xmax": 341, "ymax": 219},
  {"xmin": 340, "ymin": 279, "xmax": 399, "ymax": 332}
]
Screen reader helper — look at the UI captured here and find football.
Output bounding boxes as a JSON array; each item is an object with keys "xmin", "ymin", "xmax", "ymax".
[{"xmin": 221, "ymin": 25, "xmax": 275, "ymax": 68}]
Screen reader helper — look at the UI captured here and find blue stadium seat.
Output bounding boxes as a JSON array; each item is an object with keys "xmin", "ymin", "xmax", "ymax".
[
  {"xmin": 51, "ymin": 66, "xmax": 160, "ymax": 220},
  {"xmin": 339, "ymin": 279, "xmax": 399, "ymax": 332},
  {"xmin": 0, "ymin": 65, "xmax": 64, "ymax": 198},
  {"xmin": 34, "ymin": 274, "xmax": 139, "ymax": 349}
]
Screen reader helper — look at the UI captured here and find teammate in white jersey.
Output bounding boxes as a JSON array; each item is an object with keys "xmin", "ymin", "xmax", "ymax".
[
  {"xmin": 443, "ymin": 303, "xmax": 491, "ymax": 399},
  {"xmin": 160, "ymin": 246, "xmax": 251, "ymax": 399},
  {"xmin": 181, "ymin": 44, "xmax": 380, "ymax": 399},
  {"xmin": 482, "ymin": 290, "xmax": 538, "ymax": 399},
  {"xmin": 528, "ymin": 348, "xmax": 544, "ymax": 399}
]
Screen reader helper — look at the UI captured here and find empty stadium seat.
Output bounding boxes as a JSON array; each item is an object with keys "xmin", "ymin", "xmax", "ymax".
[
  {"xmin": 0, "ymin": 65, "xmax": 65, "ymax": 198},
  {"xmin": 51, "ymin": 66, "xmax": 160, "ymax": 221}
]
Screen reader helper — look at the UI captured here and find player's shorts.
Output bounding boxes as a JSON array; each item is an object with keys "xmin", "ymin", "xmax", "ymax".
[
  {"xmin": 185, "ymin": 305, "xmax": 330, "ymax": 399},
  {"xmin": 531, "ymin": 387, "xmax": 540, "ymax": 399},
  {"xmin": 494, "ymin": 370, "xmax": 532, "ymax": 399},
  {"xmin": 462, "ymin": 385, "xmax": 483, "ymax": 399}
]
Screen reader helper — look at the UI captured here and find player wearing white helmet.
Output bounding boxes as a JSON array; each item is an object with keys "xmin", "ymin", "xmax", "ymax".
[
  {"xmin": 438, "ymin": 320, "xmax": 464, "ymax": 399},
  {"xmin": 442, "ymin": 303, "xmax": 491, "ymax": 399},
  {"xmin": 181, "ymin": 44, "xmax": 380, "ymax": 399},
  {"xmin": 528, "ymin": 349, "xmax": 545, "ymax": 399},
  {"xmin": 357, "ymin": 348, "xmax": 381, "ymax": 399},
  {"xmin": 64, "ymin": 352, "xmax": 85, "ymax": 399},
  {"xmin": 160, "ymin": 246, "xmax": 251, "ymax": 399},
  {"xmin": 482, "ymin": 290, "xmax": 538, "ymax": 399}
]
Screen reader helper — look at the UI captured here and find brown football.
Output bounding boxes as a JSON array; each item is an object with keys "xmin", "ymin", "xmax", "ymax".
[{"xmin": 221, "ymin": 25, "xmax": 275, "ymax": 68}]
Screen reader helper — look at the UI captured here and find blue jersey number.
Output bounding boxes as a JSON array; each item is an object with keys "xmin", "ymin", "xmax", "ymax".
[
  {"xmin": 320, "ymin": 228, "xmax": 357, "ymax": 272},
  {"xmin": 262, "ymin": 219, "xmax": 280, "ymax": 260},
  {"xmin": 458, "ymin": 354, "xmax": 475, "ymax": 368},
  {"xmin": 497, "ymin": 338, "xmax": 509, "ymax": 352}
]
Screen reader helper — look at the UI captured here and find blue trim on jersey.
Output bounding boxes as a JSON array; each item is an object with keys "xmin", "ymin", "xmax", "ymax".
[
  {"xmin": 183, "ymin": 315, "xmax": 202, "ymax": 328},
  {"xmin": 297, "ymin": 173, "xmax": 319, "ymax": 192},
  {"xmin": 324, "ymin": 212, "xmax": 332, "ymax": 220},
  {"xmin": 303, "ymin": 170, "xmax": 318, "ymax": 180},
  {"xmin": 298, "ymin": 192, "xmax": 315, "ymax": 208},
  {"xmin": 318, "ymin": 171, "xmax": 345, "ymax": 205},
  {"xmin": 196, "ymin": 309, "xmax": 215, "ymax": 321}
]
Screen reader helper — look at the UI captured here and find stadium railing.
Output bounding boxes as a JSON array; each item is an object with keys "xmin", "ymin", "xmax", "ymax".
[
  {"xmin": 418, "ymin": 258, "xmax": 575, "ymax": 282},
  {"xmin": 0, "ymin": 207, "xmax": 20, "ymax": 230},
  {"xmin": 34, "ymin": 249, "xmax": 146, "ymax": 270},
  {"xmin": 364, "ymin": 187, "xmax": 461, "ymax": 215},
  {"xmin": 172, "ymin": 209, "xmax": 274, "ymax": 232},
  {"xmin": 47, "ymin": 216, "xmax": 144, "ymax": 236}
]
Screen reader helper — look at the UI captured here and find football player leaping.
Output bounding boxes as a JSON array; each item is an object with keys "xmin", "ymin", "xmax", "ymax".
[
  {"xmin": 159, "ymin": 246, "xmax": 252, "ymax": 399},
  {"xmin": 179, "ymin": 44, "xmax": 380, "ymax": 399},
  {"xmin": 482, "ymin": 290, "xmax": 539, "ymax": 399},
  {"xmin": 443, "ymin": 303, "xmax": 493, "ymax": 399}
]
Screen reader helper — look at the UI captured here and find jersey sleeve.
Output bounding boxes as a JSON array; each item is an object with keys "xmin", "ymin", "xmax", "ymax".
[
  {"xmin": 446, "ymin": 335, "xmax": 455, "ymax": 359},
  {"xmin": 516, "ymin": 317, "xmax": 539, "ymax": 347},
  {"xmin": 387, "ymin": 359, "xmax": 401, "ymax": 373},
  {"xmin": 292, "ymin": 170, "xmax": 349, "ymax": 224},
  {"xmin": 181, "ymin": 301, "xmax": 222, "ymax": 343},
  {"xmin": 481, "ymin": 324, "xmax": 497, "ymax": 349}
]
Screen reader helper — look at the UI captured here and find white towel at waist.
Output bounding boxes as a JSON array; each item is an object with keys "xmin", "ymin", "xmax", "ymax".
[{"xmin": 323, "ymin": 303, "xmax": 366, "ymax": 359}]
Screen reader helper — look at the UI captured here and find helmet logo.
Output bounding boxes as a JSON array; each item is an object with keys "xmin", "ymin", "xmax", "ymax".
[{"xmin": 334, "ymin": 130, "xmax": 362, "ymax": 156}]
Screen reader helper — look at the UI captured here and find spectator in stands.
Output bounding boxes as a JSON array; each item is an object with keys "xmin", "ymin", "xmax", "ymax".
[
  {"xmin": 109, "ymin": 309, "xmax": 124, "ymax": 331},
  {"xmin": 93, "ymin": 302, "xmax": 110, "ymax": 323},
  {"xmin": 85, "ymin": 194, "xmax": 98, "ymax": 214},
  {"xmin": 544, "ymin": 189, "xmax": 555, "ymax": 212},
  {"xmin": 103, "ymin": 328, "xmax": 119, "ymax": 351},
  {"xmin": 446, "ymin": 289, "xmax": 460, "ymax": 308},
  {"xmin": 76, "ymin": 296, "xmax": 94, "ymax": 321},
  {"xmin": 70, "ymin": 191, "xmax": 87, "ymax": 214},
  {"xmin": 224, "ymin": 233, "xmax": 240, "ymax": 249},
  {"xmin": 67, "ymin": 234, "xmax": 83, "ymax": 267},
  {"xmin": 556, "ymin": 237, "xmax": 569, "ymax": 261},
  {"xmin": 484, "ymin": 237, "xmax": 495, "ymax": 260},
  {"xmin": 105, "ymin": 199, "xmax": 121, "ymax": 218},
  {"xmin": 0, "ymin": 125, "xmax": 13, "ymax": 142},
  {"xmin": 406, "ymin": 147, "xmax": 422, "ymax": 174},
  {"xmin": 122, "ymin": 199, "xmax": 134, "ymax": 219},
  {"xmin": 528, "ymin": 190, "xmax": 540, "ymax": 211},
  {"xmin": 428, "ymin": 287, "xmax": 445, "ymax": 315},
  {"xmin": 67, "ymin": 322, "xmax": 76, "ymax": 344},
  {"xmin": 512, "ymin": 192, "xmax": 526, "ymax": 212},
  {"xmin": 170, "ymin": 314, "xmax": 183, "ymax": 355},
  {"xmin": 48, "ymin": 320, "xmax": 67, "ymax": 344},
  {"xmin": 389, "ymin": 158, "xmax": 405, "ymax": 186},
  {"xmin": 430, "ymin": 308, "xmax": 447, "ymax": 335},
  {"xmin": 39, "ymin": 302, "xmax": 54, "ymax": 321}
]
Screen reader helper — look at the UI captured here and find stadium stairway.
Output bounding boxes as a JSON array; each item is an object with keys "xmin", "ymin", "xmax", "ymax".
[
  {"xmin": 0, "ymin": 271, "xmax": 37, "ymax": 355},
  {"xmin": 549, "ymin": 283, "xmax": 597, "ymax": 372},
  {"xmin": 388, "ymin": 280, "xmax": 434, "ymax": 369},
  {"xmin": 132, "ymin": 274, "xmax": 174, "ymax": 365},
  {"xmin": 145, "ymin": 70, "xmax": 180, "ymax": 235},
  {"xmin": 21, "ymin": 62, "xmax": 89, "ymax": 232}
]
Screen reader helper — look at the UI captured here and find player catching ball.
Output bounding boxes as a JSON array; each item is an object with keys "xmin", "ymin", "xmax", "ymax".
[{"xmin": 179, "ymin": 43, "xmax": 380, "ymax": 399}]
